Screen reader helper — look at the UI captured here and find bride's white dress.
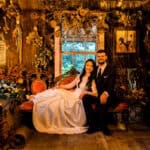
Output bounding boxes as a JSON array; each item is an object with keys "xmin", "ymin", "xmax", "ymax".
[{"xmin": 32, "ymin": 76, "xmax": 90, "ymax": 134}]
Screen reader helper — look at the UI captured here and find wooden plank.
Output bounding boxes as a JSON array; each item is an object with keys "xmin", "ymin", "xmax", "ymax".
[{"xmin": 22, "ymin": 125, "xmax": 150, "ymax": 150}]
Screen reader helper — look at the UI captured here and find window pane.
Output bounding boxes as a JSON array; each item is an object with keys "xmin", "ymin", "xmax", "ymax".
[
  {"xmin": 62, "ymin": 54, "xmax": 73, "ymax": 74},
  {"xmin": 86, "ymin": 54, "xmax": 96, "ymax": 61},
  {"xmin": 85, "ymin": 42, "xmax": 96, "ymax": 52},
  {"xmin": 74, "ymin": 54, "xmax": 85, "ymax": 73},
  {"xmin": 62, "ymin": 41, "xmax": 73, "ymax": 52},
  {"xmin": 74, "ymin": 42, "xmax": 85, "ymax": 52}
]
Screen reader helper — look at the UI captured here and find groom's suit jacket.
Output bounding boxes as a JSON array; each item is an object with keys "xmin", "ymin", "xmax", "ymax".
[{"xmin": 96, "ymin": 63, "xmax": 116, "ymax": 104}]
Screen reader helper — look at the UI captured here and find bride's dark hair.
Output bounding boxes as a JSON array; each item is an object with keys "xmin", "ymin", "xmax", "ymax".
[{"xmin": 78, "ymin": 59, "xmax": 96, "ymax": 91}]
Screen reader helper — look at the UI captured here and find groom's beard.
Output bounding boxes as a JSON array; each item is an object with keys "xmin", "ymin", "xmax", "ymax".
[{"xmin": 98, "ymin": 61, "xmax": 105, "ymax": 65}]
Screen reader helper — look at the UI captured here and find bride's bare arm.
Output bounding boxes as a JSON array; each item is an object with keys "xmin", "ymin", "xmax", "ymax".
[
  {"xmin": 57, "ymin": 75, "xmax": 79, "ymax": 90},
  {"xmin": 79, "ymin": 80, "xmax": 98, "ymax": 99},
  {"xmin": 86, "ymin": 80, "xmax": 98, "ymax": 97},
  {"xmin": 88, "ymin": 80, "xmax": 98, "ymax": 96}
]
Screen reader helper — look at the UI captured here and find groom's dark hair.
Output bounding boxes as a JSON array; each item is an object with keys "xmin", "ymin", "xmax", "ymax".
[{"xmin": 96, "ymin": 49, "xmax": 108, "ymax": 55}]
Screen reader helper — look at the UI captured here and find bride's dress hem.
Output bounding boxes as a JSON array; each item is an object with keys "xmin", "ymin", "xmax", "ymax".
[{"xmin": 33, "ymin": 125, "xmax": 88, "ymax": 134}]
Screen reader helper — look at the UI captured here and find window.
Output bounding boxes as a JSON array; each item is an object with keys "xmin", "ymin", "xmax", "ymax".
[
  {"xmin": 61, "ymin": 24, "xmax": 97, "ymax": 74},
  {"xmin": 61, "ymin": 40, "xmax": 96, "ymax": 73},
  {"xmin": 54, "ymin": 23, "xmax": 99, "ymax": 77}
]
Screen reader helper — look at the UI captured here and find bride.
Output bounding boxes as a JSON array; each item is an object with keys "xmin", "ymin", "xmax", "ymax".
[{"xmin": 30, "ymin": 59, "xmax": 98, "ymax": 134}]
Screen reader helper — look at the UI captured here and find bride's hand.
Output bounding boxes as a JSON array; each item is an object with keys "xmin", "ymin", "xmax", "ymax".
[
  {"xmin": 54, "ymin": 84, "xmax": 59, "ymax": 89},
  {"xmin": 54, "ymin": 82, "xmax": 61, "ymax": 89},
  {"xmin": 79, "ymin": 91, "xmax": 88, "ymax": 99}
]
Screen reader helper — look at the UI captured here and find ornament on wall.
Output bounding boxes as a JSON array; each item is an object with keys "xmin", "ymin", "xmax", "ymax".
[
  {"xmin": 12, "ymin": 14, "xmax": 22, "ymax": 64},
  {"xmin": 53, "ymin": 8, "xmax": 107, "ymax": 37},
  {"xmin": 105, "ymin": 10, "xmax": 143, "ymax": 27},
  {"xmin": 144, "ymin": 24, "xmax": 150, "ymax": 53},
  {"xmin": 26, "ymin": 26, "xmax": 43, "ymax": 69},
  {"xmin": 98, "ymin": 13, "xmax": 108, "ymax": 29},
  {"xmin": 0, "ymin": 0, "xmax": 21, "ymax": 35},
  {"xmin": 26, "ymin": 25, "xmax": 54, "ymax": 72},
  {"xmin": 5, "ymin": 0, "xmax": 19, "ymax": 18},
  {"xmin": 26, "ymin": 26, "xmax": 43, "ymax": 48}
]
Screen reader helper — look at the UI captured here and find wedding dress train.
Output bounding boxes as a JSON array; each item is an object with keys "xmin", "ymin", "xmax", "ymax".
[{"xmin": 32, "ymin": 77, "xmax": 88, "ymax": 134}]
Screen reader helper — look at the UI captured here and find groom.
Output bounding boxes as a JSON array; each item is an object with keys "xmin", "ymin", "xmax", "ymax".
[{"xmin": 82, "ymin": 50, "xmax": 116, "ymax": 135}]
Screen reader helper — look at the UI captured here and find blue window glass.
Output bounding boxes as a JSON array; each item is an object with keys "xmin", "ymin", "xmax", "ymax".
[
  {"xmin": 61, "ymin": 41, "xmax": 96, "ymax": 74},
  {"xmin": 74, "ymin": 42, "xmax": 85, "ymax": 52},
  {"xmin": 62, "ymin": 54, "xmax": 73, "ymax": 74},
  {"xmin": 62, "ymin": 41, "xmax": 73, "ymax": 52},
  {"xmin": 74, "ymin": 54, "xmax": 85, "ymax": 73},
  {"xmin": 85, "ymin": 42, "xmax": 96, "ymax": 52},
  {"xmin": 86, "ymin": 54, "xmax": 96, "ymax": 60}
]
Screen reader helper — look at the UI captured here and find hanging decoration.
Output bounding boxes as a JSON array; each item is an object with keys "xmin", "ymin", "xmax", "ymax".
[
  {"xmin": 26, "ymin": 25, "xmax": 54, "ymax": 72},
  {"xmin": 105, "ymin": 10, "xmax": 143, "ymax": 27},
  {"xmin": 26, "ymin": 26, "xmax": 43, "ymax": 48},
  {"xmin": 144, "ymin": 24, "xmax": 150, "ymax": 53},
  {"xmin": 0, "ymin": 0, "xmax": 20, "ymax": 34},
  {"xmin": 26, "ymin": 26, "xmax": 43, "ymax": 70},
  {"xmin": 53, "ymin": 8, "xmax": 108, "ymax": 38},
  {"xmin": 12, "ymin": 14, "xmax": 22, "ymax": 64}
]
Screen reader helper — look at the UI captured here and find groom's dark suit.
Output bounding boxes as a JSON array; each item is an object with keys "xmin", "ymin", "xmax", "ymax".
[
  {"xmin": 83, "ymin": 63, "xmax": 116, "ymax": 133},
  {"xmin": 96, "ymin": 64, "xmax": 116, "ymax": 103}
]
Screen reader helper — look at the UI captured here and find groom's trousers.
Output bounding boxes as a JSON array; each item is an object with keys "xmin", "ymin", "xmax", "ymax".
[{"xmin": 82, "ymin": 95, "xmax": 109, "ymax": 131}]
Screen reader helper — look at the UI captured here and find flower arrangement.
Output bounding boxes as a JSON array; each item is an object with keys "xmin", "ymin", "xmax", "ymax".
[
  {"xmin": 127, "ymin": 88, "xmax": 145, "ymax": 101},
  {"xmin": 0, "ymin": 68, "xmax": 6, "ymax": 80},
  {"xmin": 0, "ymin": 80, "xmax": 26, "ymax": 102},
  {"xmin": 0, "ymin": 65, "xmax": 27, "ymax": 103}
]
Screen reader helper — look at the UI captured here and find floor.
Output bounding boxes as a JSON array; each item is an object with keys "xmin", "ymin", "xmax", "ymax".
[{"xmin": 18, "ymin": 123, "xmax": 150, "ymax": 150}]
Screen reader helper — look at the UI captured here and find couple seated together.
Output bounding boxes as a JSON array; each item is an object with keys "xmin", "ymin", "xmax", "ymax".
[{"xmin": 27, "ymin": 50, "xmax": 116, "ymax": 136}]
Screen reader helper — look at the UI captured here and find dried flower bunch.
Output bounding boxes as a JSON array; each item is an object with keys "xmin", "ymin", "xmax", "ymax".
[
  {"xmin": 105, "ymin": 10, "xmax": 143, "ymax": 27},
  {"xmin": 55, "ymin": 8, "xmax": 99, "ymax": 35},
  {"xmin": 26, "ymin": 26, "xmax": 43, "ymax": 48},
  {"xmin": 34, "ymin": 47, "xmax": 53, "ymax": 71}
]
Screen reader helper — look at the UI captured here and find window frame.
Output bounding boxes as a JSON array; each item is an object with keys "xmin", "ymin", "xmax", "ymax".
[
  {"xmin": 54, "ymin": 27, "xmax": 105, "ymax": 77},
  {"xmin": 61, "ymin": 39, "xmax": 96, "ymax": 74}
]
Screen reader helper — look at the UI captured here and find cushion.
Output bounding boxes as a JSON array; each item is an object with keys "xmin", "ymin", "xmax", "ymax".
[
  {"xmin": 31, "ymin": 79, "xmax": 47, "ymax": 94},
  {"xmin": 19, "ymin": 101, "xmax": 33, "ymax": 111},
  {"xmin": 20, "ymin": 75, "xmax": 77, "ymax": 111},
  {"xmin": 58, "ymin": 75, "xmax": 77, "ymax": 85},
  {"xmin": 19, "ymin": 79, "xmax": 46, "ymax": 111}
]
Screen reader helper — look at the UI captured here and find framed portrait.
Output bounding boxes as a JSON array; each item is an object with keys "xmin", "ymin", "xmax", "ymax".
[{"xmin": 116, "ymin": 30, "xmax": 136, "ymax": 53}]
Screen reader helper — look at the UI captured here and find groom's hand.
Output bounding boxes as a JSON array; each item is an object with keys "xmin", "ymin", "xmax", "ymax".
[{"xmin": 100, "ymin": 92, "xmax": 109, "ymax": 104}]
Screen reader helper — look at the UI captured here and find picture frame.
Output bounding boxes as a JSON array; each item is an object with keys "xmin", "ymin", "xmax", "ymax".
[{"xmin": 116, "ymin": 30, "xmax": 136, "ymax": 53}]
